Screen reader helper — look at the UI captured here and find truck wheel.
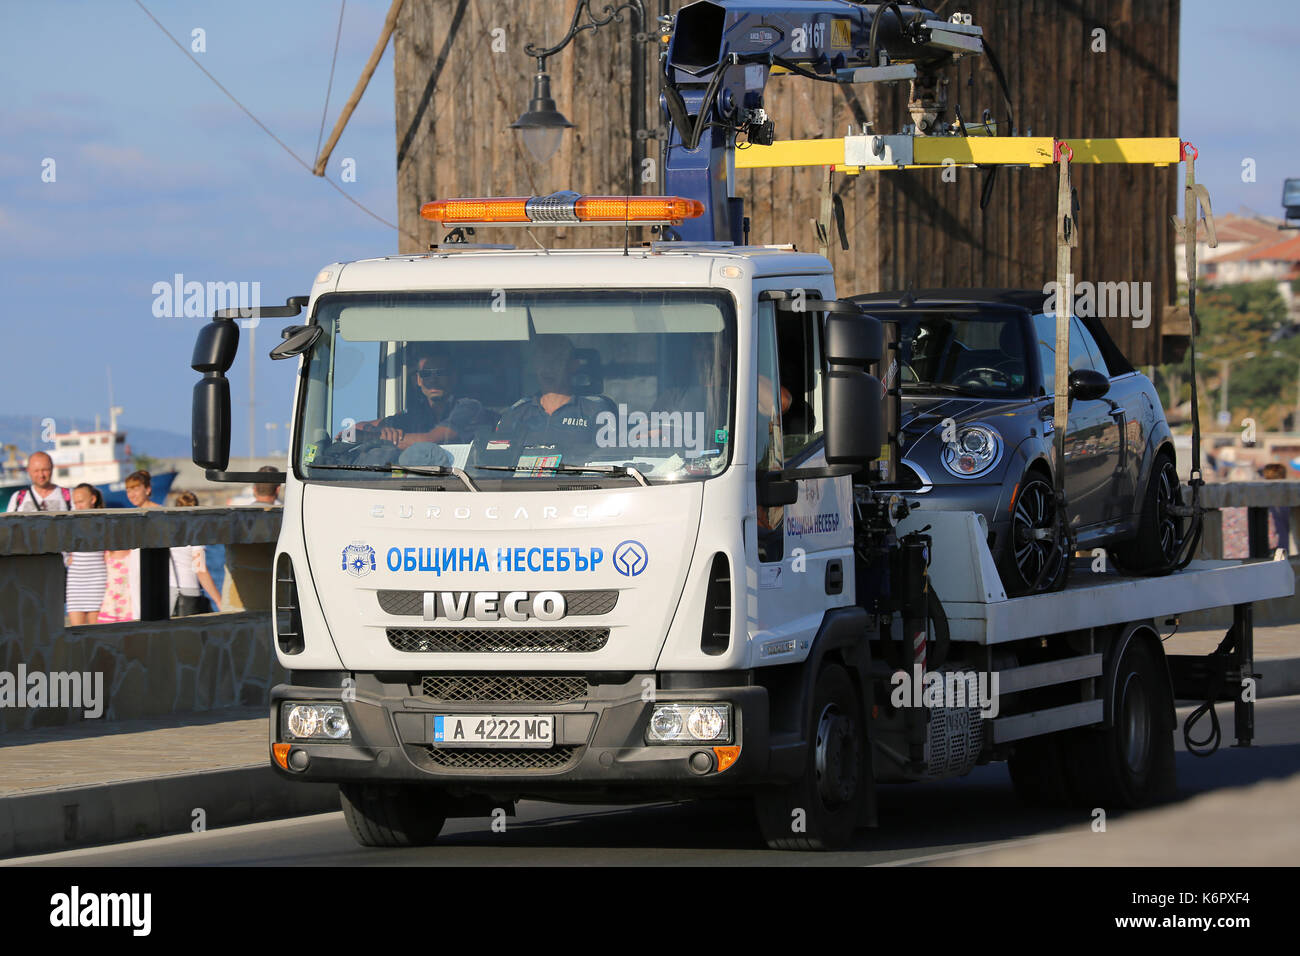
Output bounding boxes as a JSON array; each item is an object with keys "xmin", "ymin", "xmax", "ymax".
[
  {"xmin": 1113, "ymin": 452, "xmax": 1186, "ymax": 574},
  {"xmin": 754, "ymin": 664, "xmax": 865, "ymax": 851},
  {"xmin": 339, "ymin": 783, "xmax": 448, "ymax": 847},
  {"xmin": 1006, "ymin": 734, "xmax": 1072, "ymax": 807},
  {"xmin": 1065, "ymin": 638, "xmax": 1176, "ymax": 809}
]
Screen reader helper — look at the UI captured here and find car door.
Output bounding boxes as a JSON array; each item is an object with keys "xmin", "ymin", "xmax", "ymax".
[
  {"xmin": 1031, "ymin": 313, "xmax": 1121, "ymax": 531},
  {"xmin": 1075, "ymin": 318, "xmax": 1136, "ymax": 528}
]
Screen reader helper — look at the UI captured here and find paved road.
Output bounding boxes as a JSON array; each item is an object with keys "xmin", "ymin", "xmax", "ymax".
[{"xmin": 8, "ymin": 698, "xmax": 1299, "ymax": 867}]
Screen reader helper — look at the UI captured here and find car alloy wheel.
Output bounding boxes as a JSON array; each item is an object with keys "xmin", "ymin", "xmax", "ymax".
[{"xmin": 1008, "ymin": 476, "xmax": 1068, "ymax": 593}]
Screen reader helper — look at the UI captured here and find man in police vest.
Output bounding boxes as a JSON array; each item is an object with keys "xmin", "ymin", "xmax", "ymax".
[
  {"xmin": 493, "ymin": 335, "xmax": 610, "ymax": 449},
  {"xmin": 6, "ymin": 451, "xmax": 72, "ymax": 512}
]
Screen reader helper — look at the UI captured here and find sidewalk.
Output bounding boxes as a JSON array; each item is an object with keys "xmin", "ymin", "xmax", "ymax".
[
  {"xmin": 2, "ymin": 625, "xmax": 1297, "ymax": 860},
  {"xmin": 0, "ymin": 708, "xmax": 338, "ymax": 858}
]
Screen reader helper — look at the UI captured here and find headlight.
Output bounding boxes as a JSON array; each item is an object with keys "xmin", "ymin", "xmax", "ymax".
[
  {"xmin": 282, "ymin": 702, "xmax": 351, "ymax": 742},
  {"xmin": 939, "ymin": 423, "xmax": 1003, "ymax": 479},
  {"xmin": 646, "ymin": 703, "xmax": 732, "ymax": 744}
]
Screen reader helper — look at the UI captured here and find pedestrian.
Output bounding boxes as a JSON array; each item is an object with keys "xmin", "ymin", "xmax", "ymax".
[
  {"xmin": 65, "ymin": 483, "xmax": 106, "ymax": 626},
  {"xmin": 100, "ymin": 470, "xmax": 157, "ymax": 623},
  {"xmin": 5, "ymin": 451, "xmax": 72, "ymax": 512},
  {"xmin": 228, "ymin": 465, "xmax": 282, "ymax": 506},
  {"xmin": 170, "ymin": 491, "xmax": 221, "ymax": 615},
  {"xmin": 1261, "ymin": 462, "xmax": 1290, "ymax": 553}
]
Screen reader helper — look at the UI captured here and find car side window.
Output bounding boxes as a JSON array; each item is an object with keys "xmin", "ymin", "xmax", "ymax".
[
  {"xmin": 1074, "ymin": 319, "xmax": 1111, "ymax": 377},
  {"xmin": 1067, "ymin": 317, "xmax": 1095, "ymax": 373},
  {"xmin": 1032, "ymin": 313, "xmax": 1058, "ymax": 395}
]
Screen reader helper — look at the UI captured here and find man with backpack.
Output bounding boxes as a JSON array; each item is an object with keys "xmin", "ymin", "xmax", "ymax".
[{"xmin": 5, "ymin": 451, "xmax": 72, "ymax": 513}]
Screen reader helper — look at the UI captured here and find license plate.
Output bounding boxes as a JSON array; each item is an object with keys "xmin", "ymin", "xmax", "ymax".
[{"xmin": 431, "ymin": 714, "xmax": 554, "ymax": 748}]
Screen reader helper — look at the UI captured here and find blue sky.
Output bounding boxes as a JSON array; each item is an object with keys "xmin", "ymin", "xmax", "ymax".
[{"xmin": 2, "ymin": 0, "xmax": 1298, "ymax": 457}]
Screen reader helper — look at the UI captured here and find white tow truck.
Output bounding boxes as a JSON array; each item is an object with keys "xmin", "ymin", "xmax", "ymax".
[{"xmin": 189, "ymin": 195, "xmax": 1293, "ymax": 849}]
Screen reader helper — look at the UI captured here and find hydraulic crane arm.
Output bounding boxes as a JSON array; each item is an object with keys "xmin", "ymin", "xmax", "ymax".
[{"xmin": 661, "ymin": 0, "xmax": 985, "ymax": 242}]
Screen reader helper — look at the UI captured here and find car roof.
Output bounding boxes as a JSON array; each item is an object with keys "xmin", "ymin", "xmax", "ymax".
[{"xmin": 848, "ymin": 288, "xmax": 1047, "ymax": 312}]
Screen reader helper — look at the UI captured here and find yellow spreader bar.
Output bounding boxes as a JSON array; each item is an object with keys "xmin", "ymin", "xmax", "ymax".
[{"xmin": 735, "ymin": 136, "xmax": 1184, "ymax": 171}]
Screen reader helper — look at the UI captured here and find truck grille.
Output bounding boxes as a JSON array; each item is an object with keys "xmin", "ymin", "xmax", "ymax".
[
  {"xmin": 377, "ymin": 589, "xmax": 618, "ymax": 617},
  {"xmin": 424, "ymin": 745, "xmax": 579, "ymax": 772},
  {"xmin": 387, "ymin": 627, "xmax": 609, "ymax": 653},
  {"xmin": 420, "ymin": 674, "xmax": 588, "ymax": 703}
]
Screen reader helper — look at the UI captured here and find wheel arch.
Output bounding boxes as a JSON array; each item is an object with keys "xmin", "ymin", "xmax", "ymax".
[{"xmin": 1100, "ymin": 621, "xmax": 1175, "ymax": 729}]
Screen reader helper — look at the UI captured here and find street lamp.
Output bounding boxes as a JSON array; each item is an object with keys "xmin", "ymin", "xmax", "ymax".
[
  {"xmin": 512, "ymin": 0, "xmax": 650, "ymax": 191},
  {"xmin": 511, "ymin": 69, "xmax": 573, "ymax": 165}
]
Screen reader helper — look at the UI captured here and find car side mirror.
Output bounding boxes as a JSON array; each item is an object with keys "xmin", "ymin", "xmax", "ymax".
[{"xmin": 1068, "ymin": 368, "xmax": 1110, "ymax": 402}]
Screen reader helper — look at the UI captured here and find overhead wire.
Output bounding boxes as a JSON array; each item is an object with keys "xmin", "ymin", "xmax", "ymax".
[{"xmin": 132, "ymin": 0, "xmax": 416, "ymax": 242}]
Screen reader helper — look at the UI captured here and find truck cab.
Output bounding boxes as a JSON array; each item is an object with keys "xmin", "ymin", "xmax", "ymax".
[{"xmin": 234, "ymin": 243, "xmax": 882, "ymax": 847}]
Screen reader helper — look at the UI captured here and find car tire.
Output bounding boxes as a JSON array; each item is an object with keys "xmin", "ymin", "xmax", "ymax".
[
  {"xmin": 340, "ymin": 783, "xmax": 448, "ymax": 847},
  {"xmin": 1113, "ymin": 451, "xmax": 1187, "ymax": 574},
  {"xmin": 998, "ymin": 473, "xmax": 1071, "ymax": 596},
  {"xmin": 754, "ymin": 664, "xmax": 865, "ymax": 850}
]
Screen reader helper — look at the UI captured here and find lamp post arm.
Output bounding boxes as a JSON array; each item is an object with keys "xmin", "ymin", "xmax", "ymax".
[{"xmin": 524, "ymin": 0, "xmax": 647, "ymax": 68}]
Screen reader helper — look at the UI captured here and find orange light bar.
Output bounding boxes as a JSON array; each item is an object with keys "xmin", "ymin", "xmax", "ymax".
[
  {"xmin": 574, "ymin": 196, "xmax": 704, "ymax": 222},
  {"xmin": 712, "ymin": 745, "xmax": 741, "ymax": 773},
  {"xmin": 420, "ymin": 194, "xmax": 704, "ymax": 226},
  {"xmin": 421, "ymin": 197, "xmax": 530, "ymax": 224},
  {"xmin": 272, "ymin": 742, "xmax": 291, "ymax": 770}
]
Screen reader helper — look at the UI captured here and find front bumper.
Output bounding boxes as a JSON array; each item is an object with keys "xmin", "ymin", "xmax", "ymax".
[{"xmin": 269, "ymin": 672, "xmax": 772, "ymax": 794}]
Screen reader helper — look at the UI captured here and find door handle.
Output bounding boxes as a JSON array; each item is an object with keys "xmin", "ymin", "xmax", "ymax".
[{"xmin": 825, "ymin": 559, "xmax": 844, "ymax": 595}]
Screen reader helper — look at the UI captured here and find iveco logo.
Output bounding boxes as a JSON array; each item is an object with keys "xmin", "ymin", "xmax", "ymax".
[
  {"xmin": 612, "ymin": 540, "xmax": 649, "ymax": 577},
  {"xmin": 423, "ymin": 590, "xmax": 566, "ymax": 622}
]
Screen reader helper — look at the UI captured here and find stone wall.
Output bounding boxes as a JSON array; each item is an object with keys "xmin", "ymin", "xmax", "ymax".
[{"xmin": 0, "ymin": 507, "xmax": 282, "ymax": 733}]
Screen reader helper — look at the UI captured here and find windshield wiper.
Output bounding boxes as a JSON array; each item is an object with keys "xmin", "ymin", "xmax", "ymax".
[
  {"xmin": 901, "ymin": 383, "xmax": 970, "ymax": 394},
  {"xmin": 472, "ymin": 463, "xmax": 649, "ymax": 487},
  {"xmin": 308, "ymin": 462, "xmax": 478, "ymax": 491}
]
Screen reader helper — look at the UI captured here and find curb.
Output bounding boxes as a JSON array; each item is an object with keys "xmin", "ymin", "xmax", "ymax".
[
  {"xmin": 1259, "ymin": 657, "xmax": 1300, "ymax": 699},
  {"xmin": 0, "ymin": 765, "xmax": 339, "ymax": 860}
]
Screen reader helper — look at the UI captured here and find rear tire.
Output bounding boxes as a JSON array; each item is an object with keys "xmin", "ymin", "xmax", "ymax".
[
  {"xmin": 754, "ymin": 664, "xmax": 865, "ymax": 850},
  {"xmin": 998, "ymin": 473, "xmax": 1071, "ymax": 596},
  {"xmin": 1114, "ymin": 451, "xmax": 1186, "ymax": 574},
  {"xmin": 339, "ymin": 783, "xmax": 448, "ymax": 847},
  {"xmin": 1065, "ymin": 637, "xmax": 1177, "ymax": 809}
]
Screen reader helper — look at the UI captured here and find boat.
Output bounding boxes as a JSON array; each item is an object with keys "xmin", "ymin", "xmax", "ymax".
[{"xmin": 37, "ymin": 407, "xmax": 176, "ymax": 508}]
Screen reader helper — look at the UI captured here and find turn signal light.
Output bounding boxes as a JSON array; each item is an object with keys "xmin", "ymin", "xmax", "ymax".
[
  {"xmin": 420, "ymin": 193, "xmax": 704, "ymax": 225},
  {"xmin": 272, "ymin": 742, "xmax": 291, "ymax": 770},
  {"xmin": 712, "ymin": 745, "xmax": 741, "ymax": 772}
]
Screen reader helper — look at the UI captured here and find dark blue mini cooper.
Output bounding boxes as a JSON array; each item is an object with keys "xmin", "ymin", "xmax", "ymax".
[{"xmin": 851, "ymin": 289, "xmax": 1188, "ymax": 595}]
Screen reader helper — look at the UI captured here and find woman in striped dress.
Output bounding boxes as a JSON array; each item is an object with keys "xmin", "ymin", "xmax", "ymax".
[{"xmin": 66, "ymin": 483, "xmax": 107, "ymax": 625}]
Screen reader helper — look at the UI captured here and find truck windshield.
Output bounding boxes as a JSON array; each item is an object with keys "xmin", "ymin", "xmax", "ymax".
[
  {"xmin": 890, "ymin": 308, "xmax": 1034, "ymax": 398},
  {"xmin": 295, "ymin": 289, "xmax": 736, "ymax": 488}
]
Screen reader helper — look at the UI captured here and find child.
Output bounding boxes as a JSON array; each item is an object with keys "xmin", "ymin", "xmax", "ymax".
[{"xmin": 65, "ymin": 483, "xmax": 107, "ymax": 626}]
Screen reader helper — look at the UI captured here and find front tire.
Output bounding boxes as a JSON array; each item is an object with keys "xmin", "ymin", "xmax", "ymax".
[
  {"xmin": 754, "ymin": 664, "xmax": 866, "ymax": 850},
  {"xmin": 999, "ymin": 473, "xmax": 1071, "ymax": 596},
  {"xmin": 340, "ymin": 783, "xmax": 448, "ymax": 847}
]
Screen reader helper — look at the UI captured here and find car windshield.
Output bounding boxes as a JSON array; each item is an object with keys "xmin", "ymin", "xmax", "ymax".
[
  {"xmin": 295, "ymin": 289, "xmax": 736, "ymax": 489},
  {"xmin": 887, "ymin": 307, "xmax": 1033, "ymax": 397}
]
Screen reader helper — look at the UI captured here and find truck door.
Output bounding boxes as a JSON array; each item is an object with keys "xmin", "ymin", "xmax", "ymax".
[{"xmin": 749, "ymin": 291, "xmax": 855, "ymax": 654}]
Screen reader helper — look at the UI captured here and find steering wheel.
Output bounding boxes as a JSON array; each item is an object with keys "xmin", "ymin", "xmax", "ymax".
[{"xmin": 955, "ymin": 366, "xmax": 1014, "ymax": 390}]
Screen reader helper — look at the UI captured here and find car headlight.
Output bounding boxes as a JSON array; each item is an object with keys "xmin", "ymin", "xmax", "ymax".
[
  {"xmin": 939, "ymin": 423, "xmax": 1003, "ymax": 479},
  {"xmin": 646, "ymin": 703, "xmax": 732, "ymax": 744},
  {"xmin": 281, "ymin": 702, "xmax": 351, "ymax": 742}
]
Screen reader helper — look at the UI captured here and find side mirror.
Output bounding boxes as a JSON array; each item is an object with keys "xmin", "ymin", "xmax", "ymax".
[
  {"xmin": 192, "ymin": 318, "xmax": 239, "ymax": 374},
  {"xmin": 192, "ymin": 375, "xmax": 231, "ymax": 471},
  {"xmin": 270, "ymin": 324, "xmax": 322, "ymax": 360},
  {"xmin": 757, "ymin": 475, "xmax": 799, "ymax": 507},
  {"xmin": 1068, "ymin": 368, "xmax": 1110, "ymax": 402},
  {"xmin": 824, "ymin": 367, "xmax": 882, "ymax": 466},
  {"xmin": 824, "ymin": 312, "xmax": 883, "ymax": 366}
]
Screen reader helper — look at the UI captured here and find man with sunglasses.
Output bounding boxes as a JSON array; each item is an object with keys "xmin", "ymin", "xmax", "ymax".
[{"xmin": 362, "ymin": 347, "xmax": 483, "ymax": 450}]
